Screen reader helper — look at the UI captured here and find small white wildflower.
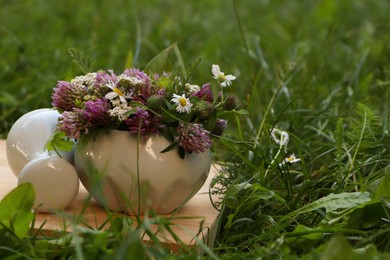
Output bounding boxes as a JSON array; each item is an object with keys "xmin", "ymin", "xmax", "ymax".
[
  {"xmin": 109, "ymin": 105, "xmax": 132, "ymax": 121},
  {"xmin": 271, "ymin": 128, "xmax": 289, "ymax": 147},
  {"xmin": 185, "ymin": 83, "xmax": 200, "ymax": 94},
  {"xmin": 279, "ymin": 154, "xmax": 301, "ymax": 167},
  {"xmin": 171, "ymin": 93, "xmax": 193, "ymax": 113},
  {"xmin": 110, "ymin": 98, "xmax": 121, "ymax": 107},
  {"xmin": 212, "ymin": 64, "xmax": 236, "ymax": 87},
  {"xmin": 70, "ymin": 72, "xmax": 97, "ymax": 86},
  {"xmin": 117, "ymin": 75, "xmax": 144, "ymax": 87}
]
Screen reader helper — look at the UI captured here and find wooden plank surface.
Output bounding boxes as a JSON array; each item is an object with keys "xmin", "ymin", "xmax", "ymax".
[{"xmin": 0, "ymin": 140, "xmax": 220, "ymax": 251}]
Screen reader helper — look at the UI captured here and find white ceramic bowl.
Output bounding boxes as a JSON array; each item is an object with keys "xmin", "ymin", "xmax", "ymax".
[{"xmin": 75, "ymin": 130, "xmax": 211, "ymax": 214}]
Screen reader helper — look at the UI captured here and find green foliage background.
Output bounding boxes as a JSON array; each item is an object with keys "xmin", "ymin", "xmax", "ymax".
[
  {"xmin": 1, "ymin": 0, "xmax": 390, "ymax": 258},
  {"xmin": 2, "ymin": 0, "xmax": 388, "ymax": 137}
]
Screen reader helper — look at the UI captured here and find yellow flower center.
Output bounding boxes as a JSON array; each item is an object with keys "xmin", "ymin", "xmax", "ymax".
[
  {"xmin": 179, "ymin": 97, "xmax": 187, "ymax": 106},
  {"xmin": 217, "ymin": 72, "xmax": 226, "ymax": 82},
  {"xmin": 114, "ymin": 87, "xmax": 124, "ymax": 96}
]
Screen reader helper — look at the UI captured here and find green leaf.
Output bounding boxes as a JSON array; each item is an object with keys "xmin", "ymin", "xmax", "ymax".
[
  {"xmin": 286, "ymin": 192, "xmax": 372, "ymax": 218},
  {"xmin": 123, "ymin": 107, "xmax": 138, "ymax": 116},
  {"xmin": 0, "ymin": 183, "xmax": 35, "ymax": 238},
  {"xmin": 144, "ymin": 43, "xmax": 176, "ymax": 74},
  {"xmin": 347, "ymin": 202, "xmax": 387, "ymax": 229},
  {"xmin": 224, "ymin": 182, "xmax": 274, "ymax": 209},
  {"xmin": 159, "ymin": 127, "xmax": 175, "ymax": 142},
  {"xmin": 234, "ymin": 109, "xmax": 248, "ymax": 115},
  {"xmin": 203, "ymin": 111, "xmax": 217, "ymax": 131},
  {"xmin": 285, "ymin": 224, "xmax": 324, "ymax": 251},
  {"xmin": 161, "ymin": 108, "xmax": 178, "ymax": 123},
  {"xmin": 374, "ymin": 167, "xmax": 390, "ymax": 198},
  {"xmin": 45, "ymin": 131, "xmax": 75, "ymax": 153},
  {"xmin": 210, "ymin": 80, "xmax": 220, "ymax": 104},
  {"xmin": 160, "ymin": 141, "xmax": 178, "ymax": 153},
  {"xmin": 320, "ymin": 236, "xmax": 390, "ymax": 259},
  {"xmin": 161, "ymin": 107, "xmax": 192, "ymax": 123},
  {"xmin": 322, "ymin": 235, "xmax": 353, "ymax": 260},
  {"xmin": 178, "ymin": 146, "xmax": 186, "ymax": 159},
  {"xmin": 251, "ymin": 183, "xmax": 275, "ymax": 200},
  {"xmin": 289, "ymin": 224, "xmax": 323, "ymax": 240}
]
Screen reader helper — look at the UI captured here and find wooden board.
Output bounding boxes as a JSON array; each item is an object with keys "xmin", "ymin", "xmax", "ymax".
[{"xmin": 0, "ymin": 140, "xmax": 220, "ymax": 251}]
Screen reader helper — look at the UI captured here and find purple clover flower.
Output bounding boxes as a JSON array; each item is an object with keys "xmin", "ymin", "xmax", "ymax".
[
  {"xmin": 57, "ymin": 109, "xmax": 89, "ymax": 139},
  {"xmin": 177, "ymin": 123, "xmax": 212, "ymax": 153},
  {"xmin": 191, "ymin": 83, "xmax": 214, "ymax": 102},
  {"xmin": 122, "ymin": 68, "xmax": 151, "ymax": 86},
  {"xmin": 83, "ymin": 99, "xmax": 111, "ymax": 127},
  {"xmin": 52, "ymin": 81, "xmax": 87, "ymax": 111},
  {"xmin": 94, "ymin": 70, "xmax": 118, "ymax": 88},
  {"xmin": 122, "ymin": 68, "xmax": 152, "ymax": 103},
  {"xmin": 125, "ymin": 108, "xmax": 160, "ymax": 139}
]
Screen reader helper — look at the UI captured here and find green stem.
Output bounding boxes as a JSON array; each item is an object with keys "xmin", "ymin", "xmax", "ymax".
[
  {"xmin": 348, "ymin": 110, "xmax": 368, "ymax": 191},
  {"xmin": 136, "ymin": 122, "xmax": 142, "ymax": 215},
  {"xmin": 264, "ymin": 144, "xmax": 283, "ymax": 179}
]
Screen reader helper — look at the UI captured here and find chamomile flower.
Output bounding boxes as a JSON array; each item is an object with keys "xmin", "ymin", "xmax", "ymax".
[
  {"xmin": 212, "ymin": 64, "xmax": 236, "ymax": 87},
  {"xmin": 171, "ymin": 93, "xmax": 193, "ymax": 113},
  {"xmin": 105, "ymin": 81, "xmax": 132, "ymax": 105},
  {"xmin": 279, "ymin": 154, "xmax": 301, "ymax": 167}
]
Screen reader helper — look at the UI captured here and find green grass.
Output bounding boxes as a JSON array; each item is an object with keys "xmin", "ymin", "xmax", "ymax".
[{"xmin": 1, "ymin": 0, "xmax": 390, "ymax": 258}]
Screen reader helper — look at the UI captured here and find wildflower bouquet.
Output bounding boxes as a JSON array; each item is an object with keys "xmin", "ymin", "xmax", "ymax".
[{"xmin": 47, "ymin": 57, "xmax": 240, "ymax": 158}]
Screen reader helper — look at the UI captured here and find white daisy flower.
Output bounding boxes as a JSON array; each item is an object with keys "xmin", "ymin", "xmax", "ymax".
[
  {"xmin": 279, "ymin": 154, "xmax": 301, "ymax": 167},
  {"xmin": 105, "ymin": 81, "xmax": 132, "ymax": 105},
  {"xmin": 171, "ymin": 93, "xmax": 193, "ymax": 113},
  {"xmin": 212, "ymin": 64, "xmax": 236, "ymax": 87}
]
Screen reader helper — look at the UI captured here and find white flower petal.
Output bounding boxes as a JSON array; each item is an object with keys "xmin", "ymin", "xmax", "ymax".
[
  {"xmin": 226, "ymin": 75, "xmax": 236, "ymax": 81},
  {"xmin": 105, "ymin": 92, "xmax": 118, "ymax": 100},
  {"xmin": 119, "ymin": 95, "xmax": 128, "ymax": 105},
  {"xmin": 212, "ymin": 64, "xmax": 221, "ymax": 78},
  {"xmin": 105, "ymin": 81, "xmax": 116, "ymax": 90},
  {"xmin": 171, "ymin": 93, "xmax": 181, "ymax": 104}
]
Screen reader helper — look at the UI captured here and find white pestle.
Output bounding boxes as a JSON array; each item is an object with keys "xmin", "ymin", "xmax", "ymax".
[
  {"xmin": 18, "ymin": 156, "xmax": 79, "ymax": 213},
  {"xmin": 6, "ymin": 108, "xmax": 79, "ymax": 212}
]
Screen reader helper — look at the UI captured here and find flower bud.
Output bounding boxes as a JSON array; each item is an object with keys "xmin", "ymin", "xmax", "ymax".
[
  {"xmin": 195, "ymin": 101, "xmax": 215, "ymax": 121},
  {"xmin": 223, "ymin": 95, "xmax": 240, "ymax": 111},
  {"xmin": 211, "ymin": 119, "xmax": 227, "ymax": 136},
  {"xmin": 147, "ymin": 94, "xmax": 164, "ymax": 112}
]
